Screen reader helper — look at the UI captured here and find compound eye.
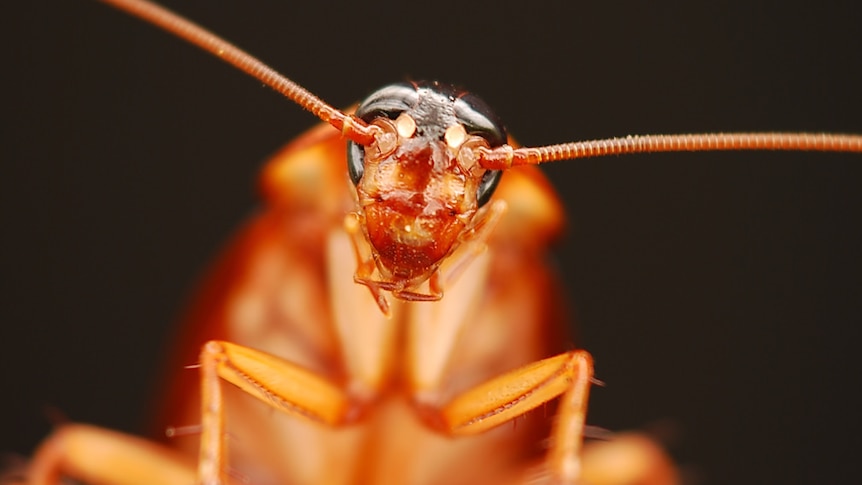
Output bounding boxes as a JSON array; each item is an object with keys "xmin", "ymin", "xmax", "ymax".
[
  {"xmin": 347, "ymin": 140, "xmax": 365, "ymax": 185},
  {"xmin": 476, "ymin": 169, "xmax": 502, "ymax": 207},
  {"xmin": 355, "ymin": 83, "xmax": 417, "ymax": 121},
  {"xmin": 347, "ymin": 83, "xmax": 419, "ymax": 186},
  {"xmin": 449, "ymin": 88, "xmax": 506, "ymax": 207}
]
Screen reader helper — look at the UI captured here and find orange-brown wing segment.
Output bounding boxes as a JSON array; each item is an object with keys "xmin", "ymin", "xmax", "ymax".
[{"xmin": 148, "ymin": 123, "xmax": 352, "ymax": 442}]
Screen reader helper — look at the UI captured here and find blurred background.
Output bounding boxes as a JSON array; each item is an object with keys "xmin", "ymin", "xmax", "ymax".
[{"xmin": 2, "ymin": 1, "xmax": 861, "ymax": 484}]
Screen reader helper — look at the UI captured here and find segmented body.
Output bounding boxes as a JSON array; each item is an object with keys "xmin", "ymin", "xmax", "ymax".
[{"xmin": 152, "ymin": 123, "xmax": 569, "ymax": 485}]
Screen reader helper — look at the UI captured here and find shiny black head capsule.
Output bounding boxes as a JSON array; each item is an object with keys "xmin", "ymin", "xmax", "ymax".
[{"xmin": 347, "ymin": 81, "xmax": 506, "ymax": 207}]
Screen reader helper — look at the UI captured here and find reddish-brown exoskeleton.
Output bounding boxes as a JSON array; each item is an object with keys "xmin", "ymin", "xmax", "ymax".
[{"xmin": 24, "ymin": 1, "xmax": 862, "ymax": 485}]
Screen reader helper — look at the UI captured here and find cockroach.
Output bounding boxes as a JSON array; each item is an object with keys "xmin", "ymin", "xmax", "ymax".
[{"xmin": 5, "ymin": 0, "xmax": 862, "ymax": 484}]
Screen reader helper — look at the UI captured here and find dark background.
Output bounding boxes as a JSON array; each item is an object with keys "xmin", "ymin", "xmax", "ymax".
[{"xmin": 2, "ymin": 1, "xmax": 862, "ymax": 484}]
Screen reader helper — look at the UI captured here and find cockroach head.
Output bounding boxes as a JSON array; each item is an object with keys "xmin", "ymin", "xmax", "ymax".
[{"xmin": 346, "ymin": 82, "xmax": 506, "ymax": 287}]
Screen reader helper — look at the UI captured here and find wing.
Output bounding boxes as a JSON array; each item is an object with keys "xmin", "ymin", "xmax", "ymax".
[{"xmin": 148, "ymin": 123, "xmax": 352, "ymax": 440}]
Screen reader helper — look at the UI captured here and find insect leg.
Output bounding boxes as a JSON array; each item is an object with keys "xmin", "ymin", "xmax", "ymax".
[
  {"xmin": 28, "ymin": 424, "xmax": 197, "ymax": 485},
  {"xmin": 415, "ymin": 350, "xmax": 593, "ymax": 484},
  {"xmin": 439, "ymin": 199, "xmax": 507, "ymax": 288},
  {"xmin": 343, "ymin": 212, "xmax": 391, "ymax": 314},
  {"xmin": 197, "ymin": 340, "xmax": 360, "ymax": 485}
]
